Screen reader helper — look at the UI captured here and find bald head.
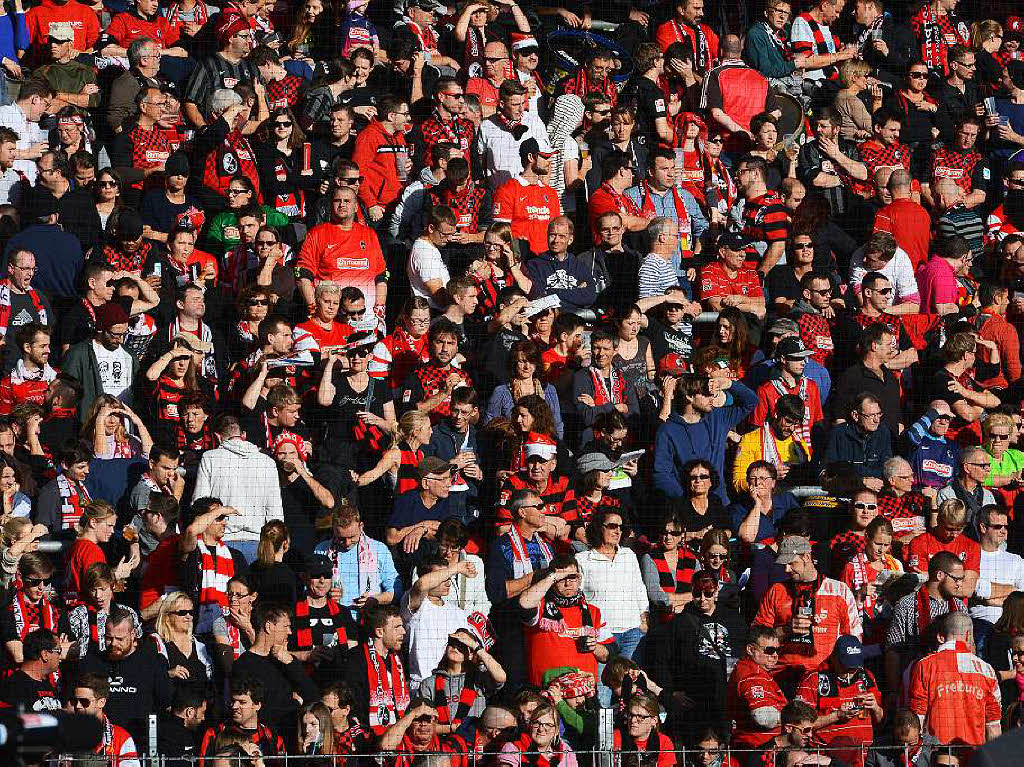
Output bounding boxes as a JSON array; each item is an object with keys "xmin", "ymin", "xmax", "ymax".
[
  {"xmin": 484, "ymin": 41, "xmax": 508, "ymax": 58},
  {"xmin": 721, "ymin": 35, "xmax": 742, "ymax": 59},
  {"xmin": 940, "ymin": 611, "xmax": 973, "ymax": 642},
  {"xmin": 934, "ymin": 178, "xmax": 961, "ymax": 207},
  {"xmin": 887, "ymin": 168, "xmax": 911, "ymax": 195}
]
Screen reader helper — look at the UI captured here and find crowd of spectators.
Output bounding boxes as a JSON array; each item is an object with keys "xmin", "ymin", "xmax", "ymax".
[{"xmin": 2, "ymin": 0, "xmax": 1024, "ymax": 764}]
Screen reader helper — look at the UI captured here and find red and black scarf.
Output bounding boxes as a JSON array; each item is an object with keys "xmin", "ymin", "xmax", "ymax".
[
  {"xmin": 433, "ymin": 667, "xmax": 479, "ymax": 730},
  {"xmin": 293, "ymin": 597, "xmax": 347, "ymax": 650}
]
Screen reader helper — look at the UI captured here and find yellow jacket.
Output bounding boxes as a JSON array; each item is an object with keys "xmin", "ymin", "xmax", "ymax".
[{"xmin": 732, "ymin": 427, "xmax": 808, "ymax": 494}]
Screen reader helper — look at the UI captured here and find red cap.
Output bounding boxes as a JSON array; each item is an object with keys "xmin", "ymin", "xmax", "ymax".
[
  {"xmin": 658, "ymin": 353, "xmax": 689, "ymax": 376},
  {"xmin": 524, "ymin": 432, "xmax": 557, "ymax": 459},
  {"xmin": 218, "ymin": 12, "xmax": 252, "ymax": 44}
]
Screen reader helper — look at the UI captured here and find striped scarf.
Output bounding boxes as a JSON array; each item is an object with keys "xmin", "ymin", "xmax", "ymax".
[
  {"xmin": 771, "ymin": 375, "xmax": 811, "ymax": 445},
  {"xmin": 366, "ymin": 643, "xmax": 410, "ymax": 732},
  {"xmin": 56, "ymin": 473, "xmax": 89, "ymax": 530},
  {"xmin": 12, "ymin": 591, "xmax": 58, "ymax": 639},
  {"xmin": 795, "ymin": 13, "xmax": 840, "ymax": 80},
  {"xmin": 197, "ymin": 539, "xmax": 233, "ymax": 608},
  {"xmin": 293, "ymin": 597, "xmax": 346, "ymax": 649}
]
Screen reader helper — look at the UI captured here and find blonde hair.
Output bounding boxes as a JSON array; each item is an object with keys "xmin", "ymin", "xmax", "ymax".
[
  {"xmin": 971, "ymin": 19, "xmax": 1002, "ymax": 49},
  {"xmin": 257, "ymin": 520, "xmax": 289, "ymax": 566},
  {"xmin": 484, "ymin": 221, "xmax": 521, "ymax": 263},
  {"xmin": 155, "ymin": 590, "xmax": 194, "ymax": 640},
  {"xmin": 78, "ymin": 500, "xmax": 116, "ymax": 532},
  {"xmin": 937, "ymin": 498, "xmax": 968, "ymax": 528},
  {"xmin": 1, "ymin": 516, "xmax": 28, "ymax": 548},
  {"xmin": 298, "ymin": 702, "xmax": 335, "ymax": 754},
  {"xmin": 393, "ymin": 410, "xmax": 430, "ymax": 445},
  {"xmin": 984, "ymin": 413, "xmax": 1015, "ymax": 442},
  {"xmin": 839, "ymin": 59, "xmax": 870, "ymax": 88}
]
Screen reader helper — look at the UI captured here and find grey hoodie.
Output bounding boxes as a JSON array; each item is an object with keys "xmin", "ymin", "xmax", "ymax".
[{"xmin": 192, "ymin": 438, "xmax": 283, "ymax": 542}]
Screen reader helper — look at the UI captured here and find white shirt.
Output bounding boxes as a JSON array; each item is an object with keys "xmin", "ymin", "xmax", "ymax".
[
  {"xmin": 0, "ymin": 103, "xmax": 44, "ymax": 185},
  {"xmin": 575, "ymin": 546, "xmax": 648, "ymax": 634},
  {"xmin": 407, "ymin": 238, "xmax": 450, "ymax": 309},
  {"xmin": 92, "ymin": 341, "xmax": 133, "ymax": 399},
  {"xmin": 848, "ymin": 245, "xmax": 920, "ymax": 304},
  {"xmin": 972, "ymin": 547, "xmax": 1024, "ymax": 624},
  {"xmin": 400, "ymin": 592, "xmax": 470, "ymax": 687},
  {"xmin": 476, "ymin": 110, "xmax": 551, "ymax": 191},
  {"xmin": 790, "ymin": 15, "xmax": 839, "ymax": 82}
]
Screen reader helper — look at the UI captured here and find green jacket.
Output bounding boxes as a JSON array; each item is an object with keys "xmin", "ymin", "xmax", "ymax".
[
  {"xmin": 62, "ymin": 339, "xmax": 139, "ymax": 421},
  {"xmin": 743, "ymin": 22, "xmax": 798, "ymax": 79}
]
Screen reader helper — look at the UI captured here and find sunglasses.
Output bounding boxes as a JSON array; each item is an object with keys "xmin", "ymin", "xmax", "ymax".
[
  {"xmin": 273, "ymin": 121, "xmax": 293, "ymax": 128},
  {"xmin": 348, "ymin": 347, "xmax": 373, "ymax": 358},
  {"xmin": 853, "ymin": 502, "xmax": 878, "ymax": 510},
  {"xmin": 759, "ymin": 645, "xmax": 779, "ymax": 655},
  {"xmin": 909, "ymin": 72, "xmax": 929, "ymax": 79},
  {"xmin": 603, "ymin": 522, "xmax": 622, "ymax": 530},
  {"xmin": 662, "ymin": 528, "xmax": 683, "ymax": 537},
  {"xmin": 23, "ymin": 576, "xmax": 51, "ymax": 586},
  {"xmin": 706, "ymin": 552, "xmax": 728, "ymax": 561},
  {"xmin": 247, "ymin": 298, "xmax": 270, "ymax": 306},
  {"xmin": 168, "ymin": 609, "xmax": 193, "ymax": 617},
  {"xmin": 97, "ymin": 180, "xmax": 118, "ymax": 188},
  {"xmin": 336, "ymin": 176, "xmax": 364, "ymax": 185},
  {"xmin": 689, "ymin": 473, "xmax": 711, "ymax": 481},
  {"xmin": 696, "ymin": 586, "xmax": 717, "ymax": 598},
  {"xmin": 990, "ymin": 433, "xmax": 1011, "ymax": 440},
  {"xmin": 984, "ymin": 523, "xmax": 1008, "ymax": 530},
  {"xmin": 70, "ymin": 697, "xmax": 94, "ymax": 708}
]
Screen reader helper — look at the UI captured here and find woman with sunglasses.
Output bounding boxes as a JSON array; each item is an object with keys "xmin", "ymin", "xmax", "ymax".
[
  {"xmin": 255, "ymin": 107, "xmax": 317, "ymax": 222},
  {"xmin": 676, "ymin": 460, "xmax": 731, "ymax": 544},
  {"xmin": 151, "ymin": 590, "xmax": 213, "ymax": 699},
  {"xmin": 211, "ymin": 574, "xmax": 257, "ymax": 674},
  {"xmin": 664, "ymin": 571, "xmax": 746, "ymax": 738},
  {"xmin": 576, "ymin": 509, "xmax": 647, "ymax": 665},
  {"xmin": 231, "ymin": 286, "xmax": 274, "ymax": 362},
  {"xmin": 206, "ymin": 174, "xmax": 288, "ymax": 256},
  {"xmin": 883, "ymin": 63, "xmax": 939, "ymax": 157},
  {"xmin": 319, "ymin": 331, "xmax": 396, "ymax": 470},
  {"xmin": 984, "ymin": 592, "xmax": 1024, "ymax": 705},
  {"xmin": 419, "ymin": 627, "xmax": 505, "ymax": 735},
  {"xmin": 499, "ymin": 701, "xmax": 578, "ymax": 767},
  {"xmin": 143, "ymin": 334, "xmax": 214, "ymax": 444},
  {"xmin": 642, "ymin": 511, "xmax": 697, "ymax": 620},
  {"xmin": 611, "ymin": 690, "xmax": 676, "ymax": 765},
  {"xmin": 67, "ymin": 562, "xmax": 141, "ymax": 659},
  {"xmin": 697, "ymin": 530, "xmax": 736, "ymax": 586},
  {"xmin": 829, "ymin": 488, "xmax": 882, "ymax": 567},
  {"xmin": 93, "ymin": 168, "xmax": 124, "ymax": 232},
  {"xmin": 767, "ymin": 231, "xmax": 823, "ymax": 313},
  {"xmin": 981, "ymin": 413, "xmax": 1024, "ymax": 497},
  {"xmin": 63, "ymin": 501, "xmax": 139, "ymax": 606}
]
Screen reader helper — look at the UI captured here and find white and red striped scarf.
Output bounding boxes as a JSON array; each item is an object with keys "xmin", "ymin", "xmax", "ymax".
[
  {"xmin": 197, "ymin": 539, "xmax": 233, "ymax": 608},
  {"xmin": 508, "ymin": 523, "xmax": 552, "ymax": 579},
  {"xmin": 770, "ymin": 376, "xmax": 811, "ymax": 445},
  {"xmin": 56, "ymin": 473, "xmax": 89, "ymax": 530},
  {"xmin": 366, "ymin": 643, "xmax": 410, "ymax": 732},
  {"xmin": 588, "ymin": 367, "xmax": 626, "ymax": 407}
]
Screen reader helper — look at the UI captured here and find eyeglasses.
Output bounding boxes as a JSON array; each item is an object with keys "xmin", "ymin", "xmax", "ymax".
[
  {"xmin": 336, "ymin": 176, "xmax": 364, "ymax": 185},
  {"xmin": 968, "ymin": 462, "xmax": 991, "ymax": 469},
  {"xmin": 626, "ymin": 713, "xmax": 653, "ymax": 721},
  {"xmin": 696, "ymin": 586, "xmax": 717, "ymax": 598},
  {"xmin": 706, "ymin": 552, "xmax": 728, "ymax": 561},
  {"xmin": 603, "ymin": 522, "xmax": 622, "ymax": 530},
  {"xmin": 530, "ymin": 721, "xmax": 557, "ymax": 730},
  {"xmin": 348, "ymin": 347, "xmax": 373, "ymax": 358},
  {"xmin": 661, "ymin": 528, "xmax": 683, "ymax": 537},
  {"xmin": 792, "ymin": 243, "xmax": 814, "ymax": 250},
  {"xmin": 273, "ymin": 121, "xmax": 293, "ymax": 128},
  {"xmin": 227, "ymin": 188, "xmax": 250, "ymax": 196},
  {"xmin": 809, "ymin": 287, "xmax": 832, "ymax": 296},
  {"xmin": 1012, "ymin": 650, "xmax": 1024, "ymax": 657},
  {"xmin": 853, "ymin": 502, "xmax": 878, "ymax": 511},
  {"xmin": 759, "ymin": 645, "xmax": 779, "ymax": 655},
  {"xmin": 858, "ymin": 411, "xmax": 883, "ymax": 420},
  {"xmin": 983, "ymin": 523, "xmax": 1008, "ymax": 530},
  {"xmin": 345, "ymin": 308, "xmax": 366, "ymax": 318},
  {"xmin": 442, "ymin": 91, "xmax": 466, "ymax": 100},
  {"xmin": 941, "ymin": 570, "xmax": 966, "ymax": 584},
  {"xmin": 247, "ymin": 298, "xmax": 270, "ymax": 306},
  {"xmin": 227, "ymin": 592, "xmax": 250, "ymax": 602},
  {"xmin": 97, "ymin": 180, "xmax": 118, "ymax": 188},
  {"xmin": 168, "ymin": 609, "xmax": 193, "ymax": 617},
  {"xmin": 23, "ymin": 576, "xmax": 51, "ymax": 586}
]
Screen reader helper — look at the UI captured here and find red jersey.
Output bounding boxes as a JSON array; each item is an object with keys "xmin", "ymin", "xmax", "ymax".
[
  {"xmin": 741, "ymin": 191, "xmax": 790, "ymax": 253},
  {"xmin": 908, "ymin": 641, "xmax": 1001, "ymax": 746},
  {"xmin": 727, "ymin": 657, "xmax": 787, "ymax": 748},
  {"xmin": 352, "ymin": 120, "xmax": 408, "ymax": 209},
  {"xmin": 588, "ymin": 183, "xmax": 642, "ymax": 243},
  {"xmin": 905, "ymin": 530, "xmax": 981, "ymax": 574},
  {"xmin": 106, "ymin": 10, "xmax": 180, "ymax": 48},
  {"xmin": 752, "ymin": 377, "xmax": 823, "ymax": 431},
  {"xmin": 292, "ymin": 320, "xmax": 351, "ymax": 354},
  {"xmin": 26, "ymin": 0, "xmax": 100, "ymax": 52},
  {"xmin": 497, "ymin": 472, "xmax": 576, "ymax": 527},
  {"xmin": 523, "ymin": 596, "xmax": 612, "ymax": 685},
  {"xmin": 540, "ymin": 347, "xmax": 569, "ymax": 384},
  {"xmin": 297, "ymin": 221, "xmax": 386, "ymax": 309},
  {"xmin": 612, "ymin": 731, "xmax": 677, "ymax": 766},
  {"xmin": 931, "ymin": 147, "xmax": 984, "ymax": 195},
  {"xmin": 0, "ymin": 361, "xmax": 57, "ymax": 415},
  {"xmin": 699, "ymin": 262, "xmax": 764, "ymax": 302},
  {"xmin": 63, "ymin": 538, "xmax": 105, "ymax": 604},
  {"xmin": 493, "ymin": 176, "xmax": 561, "ymax": 257},
  {"xmin": 655, "ymin": 19, "xmax": 718, "ymax": 71},
  {"xmin": 369, "ymin": 328, "xmax": 430, "ymax": 389},
  {"xmin": 796, "ymin": 668, "xmax": 881, "ymax": 746},
  {"xmin": 753, "ymin": 577, "xmax": 862, "ymax": 671}
]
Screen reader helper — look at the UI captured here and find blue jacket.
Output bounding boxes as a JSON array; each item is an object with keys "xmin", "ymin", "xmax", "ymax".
[
  {"xmin": 424, "ymin": 421, "xmax": 480, "ymax": 523},
  {"xmin": 526, "ymin": 251, "xmax": 598, "ymax": 313},
  {"xmin": 4, "ymin": 224, "xmax": 83, "ymax": 299},
  {"xmin": 822, "ymin": 422, "xmax": 893, "ymax": 479},
  {"xmin": 654, "ymin": 381, "xmax": 756, "ymax": 504},
  {"xmin": 906, "ymin": 409, "xmax": 958, "ymax": 487}
]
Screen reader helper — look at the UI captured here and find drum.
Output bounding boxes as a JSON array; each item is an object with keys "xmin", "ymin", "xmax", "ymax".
[
  {"xmin": 772, "ymin": 90, "xmax": 808, "ymax": 149},
  {"xmin": 544, "ymin": 28, "xmax": 633, "ymax": 95}
]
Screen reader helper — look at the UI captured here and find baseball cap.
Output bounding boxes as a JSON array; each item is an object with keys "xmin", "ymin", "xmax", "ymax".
[
  {"xmin": 717, "ymin": 232, "xmax": 749, "ymax": 251},
  {"xmin": 116, "ymin": 210, "xmax": 144, "ymax": 243},
  {"xmin": 1009, "ymin": 61, "xmax": 1024, "ymax": 91},
  {"xmin": 658, "ymin": 353, "xmax": 689, "ymax": 376},
  {"xmin": 776, "ymin": 336, "xmax": 814, "ymax": 360},
  {"xmin": 519, "ymin": 137, "xmax": 554, "ymax": 161},
  {"xmin": 769, "ymin": 317, "xmax": 800, "ymax": 337},
  {"xmin": 307, "ymin": 554, "xmax": 334, "ymax": 578},
  {"xmin": 48, "ymin": 23, "xmax": 75, "ymax": 42},
  {"xmin": 775, "ymin": 536, "xmax": 812, "ymax": 565},
  {"xmin": 834, "ymin": 635, "xmax": 864, "ymax": 668},
  {"xmin": 577, "ymin": 452, "xmax": 616, "ymax": 474},
  {"xmin": 165, "ymin": 152, "xmax": 190, "ymax": 179},
  {"xmin": 416, "ymin": 456, "xmax": 451, "ymax": 479}
]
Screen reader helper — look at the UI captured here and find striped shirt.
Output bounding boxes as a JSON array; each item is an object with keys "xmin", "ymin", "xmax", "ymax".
[
  {"xmin": 638, "ymin": 253, "xmax": 680, "ymax": 298},
  {"xmin": 936, "ymin": 204, "xmax": 985, "ymax": 259}
]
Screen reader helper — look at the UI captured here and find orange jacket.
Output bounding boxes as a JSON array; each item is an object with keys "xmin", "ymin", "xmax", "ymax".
[{"xmin": 352, "ymin": 120, "xmax": 408, "ymax": 210}]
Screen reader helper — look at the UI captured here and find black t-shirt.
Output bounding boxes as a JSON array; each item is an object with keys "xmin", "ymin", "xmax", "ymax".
[
  {"xmin": 622, "ymin": 77, "xmax": 667, "ymax": 148},
  {"xmin": 918, "ymin": 368, "xmax": 967, "ymax": 412},
  {"xmin": 139, "ymin": 189, "xmax": 206, "ymax": 236},
  {"xmin": 1, "ymin": 289, "xmax": 54, "ymax": 371},
  {"xmin": 645, "ymin": 315, "xmax": 695, "ymax": 364},
  {"xmin": 318, "ymin": 374, "xmax": 392, "ymax": 460},
  {"xmin": 0, "ymin": 669, "xmax": 60, "ymax": 711}
]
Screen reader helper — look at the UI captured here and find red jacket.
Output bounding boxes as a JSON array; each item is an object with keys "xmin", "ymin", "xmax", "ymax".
[
  {"xmin": 26, "ymin": 0, "xmax": 100, "ymax": 51},
  {"xmin": 874, "ymin": 198, "xmax": 932, "ymax": 270},
  {"xmin": 352, "ymin": 120, "xmax": 408, "ymax": 209},
  {"xmin": 909, "ymin": 641, "xmax": 1001, "ymax": 746}
]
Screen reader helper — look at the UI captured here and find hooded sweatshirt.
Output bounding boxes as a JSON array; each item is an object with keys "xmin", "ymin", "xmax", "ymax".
[
  {"xmin": 525, "ymin": 251, "xmax": 598, "ymax": 313},
  {"xmin": 192, "ymin": 437, "xmax": 283, "ymax": 542}
]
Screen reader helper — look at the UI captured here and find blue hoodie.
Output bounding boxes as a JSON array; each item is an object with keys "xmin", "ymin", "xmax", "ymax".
[
  {"xmin": 654, "ymin": 381, "xmax": 757, "ymax": 504},
  {"xmin": 906, "ymin": 408, "xmax": 959, "ymax": 488}
]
